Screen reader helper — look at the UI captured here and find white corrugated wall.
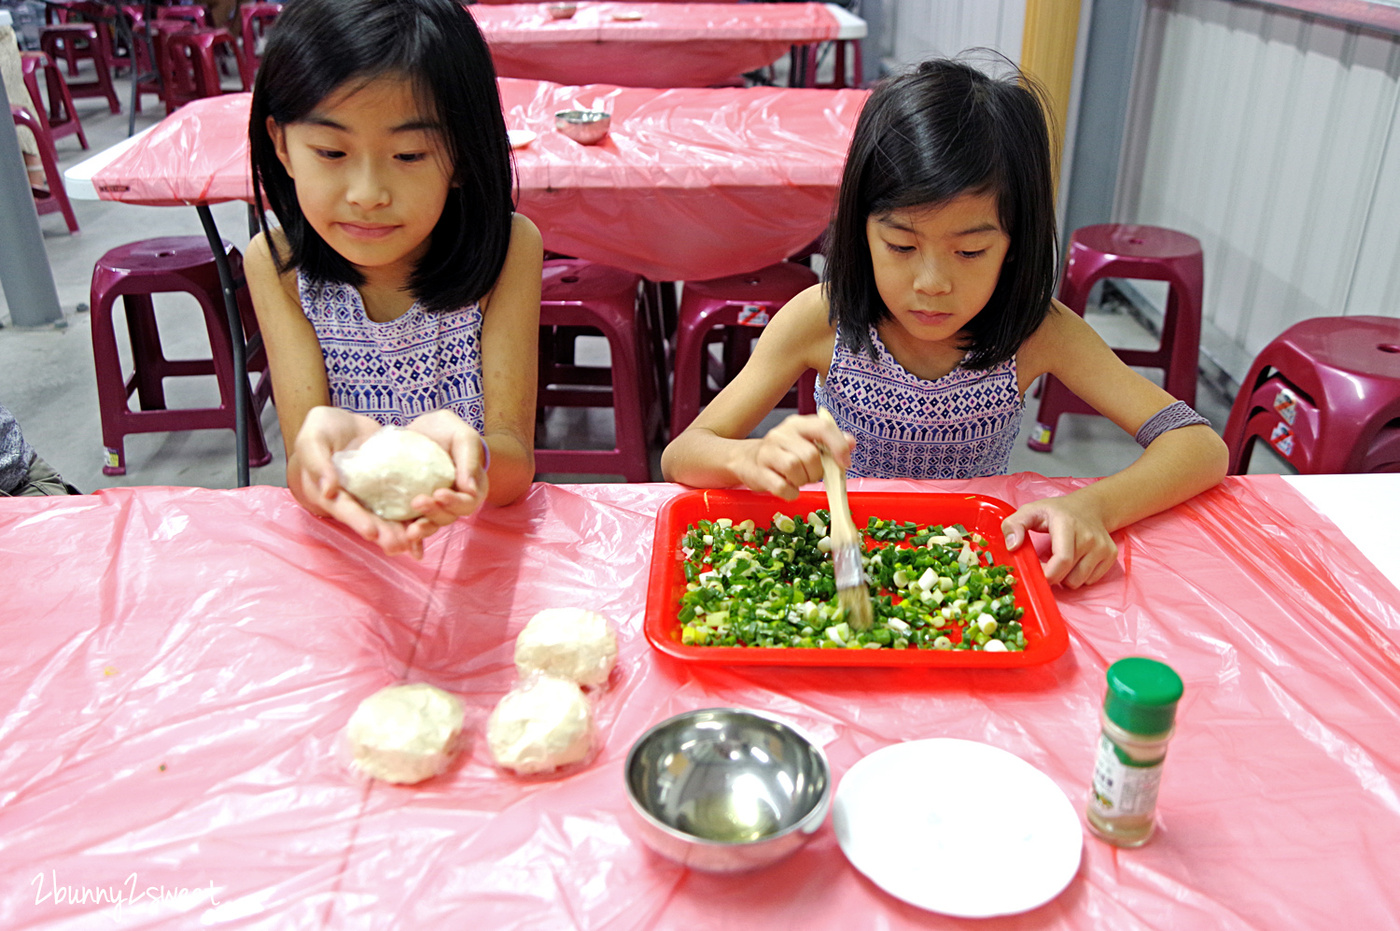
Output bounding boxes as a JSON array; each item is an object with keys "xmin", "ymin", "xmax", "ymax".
[
  {"xmin": 887, "ymin": 0, "xmax": 1028, "ymax": 68},
  {"xmin": 1119, "ymin": 0, "xmax": 1400, "ymax": 378}
]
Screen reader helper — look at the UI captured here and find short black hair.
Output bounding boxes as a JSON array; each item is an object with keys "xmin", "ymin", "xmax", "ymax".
[
  {"xmin": 249, "ymin": 0, "xmax": 516, "ymax": 312},
  {"xmin": 824, "ymin": 55, "xmax": 1059, "ymax": 368}
]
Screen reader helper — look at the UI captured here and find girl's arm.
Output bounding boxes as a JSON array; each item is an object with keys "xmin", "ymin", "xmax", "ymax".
[
  {"xmin": 1007, "ymin": 304, "xmax": 1229, "ymax": 587},
  {"xmin": 472, "ymin": 212, "xmax": 542, "ymax": 506},
  {"xmin": 660, "ymin": 285, "xmax": 853, "ymax": 499}
]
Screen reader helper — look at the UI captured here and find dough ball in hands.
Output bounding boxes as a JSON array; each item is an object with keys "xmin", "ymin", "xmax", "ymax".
[
  {"xmin": 487, "ymin": 674, "xmax": 595, "ymax": 775},
  {"xmin": 346, "ymin": 683, "xmax": 466, "ymax": 785},
  {"xmin": 514, "ymin": 608, "xmax": 618, "ymax": 688},
  {"xmin": 335, "ymin": 426, "xmax": 456, "ymax": 521}
]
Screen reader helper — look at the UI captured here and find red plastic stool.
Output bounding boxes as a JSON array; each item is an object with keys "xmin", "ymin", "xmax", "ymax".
[
  {"xmin": 1222, "ymin": 315, "xmax": 1400, "ymax": 474},
  {"xmin": 39, "ymin": 21, "xmax": 122, "ymax": 114},
  {"xmin": 670, "ymin": 261, "xmax": 819, "ymax": 439},
  {"xmin": 155, "ymin": 3, "xmax": 211, "ymax": 27},
  {"xmin": 535, "ymin": 259, "xmax": 659, "ymax": 483},
  {"xmin": 1028, "ymin": 224, "xmax": 1204, "ymax": 452},
  {"xmin": 159, "ymin": 26, "xmax": 244, "ymax": 111},
  {"xmin": 11, "ymin": 105, "xmax": 79, "ymax": 233},
  {"xmin": 237, "ymin": 2, "xmax": 282, "ymax": 89},
  {"xmin": 89, "ymin": 237, "xmax": 274, "ymax": 476},
  {"xmin": 20, "ymin": 51, "xmax": 88, "ymax": 151}
]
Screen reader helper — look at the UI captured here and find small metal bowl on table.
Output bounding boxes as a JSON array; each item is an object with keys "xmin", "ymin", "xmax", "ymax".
[
  {"xmin": 555, "ymin": 109, "xmax": 612, "ymax": 145},
  {"xmin": 546, "ymin": 2, "xmax": 576, "ymax": 18},
  {"xmin": 624, "ymin": 707, "xmax": 831, "ymax": 872}
]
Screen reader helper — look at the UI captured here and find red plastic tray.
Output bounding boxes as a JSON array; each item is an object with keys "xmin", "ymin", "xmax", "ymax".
[{"xmin": 644, "ymin": 489, "xmax": 1069, "ymax": 667}]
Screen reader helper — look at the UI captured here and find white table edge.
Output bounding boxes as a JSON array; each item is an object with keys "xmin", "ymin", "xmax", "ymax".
[
  {"xmin": 63, "ymin": 124, "xmax": 156, "ymax": 202},
  {"xmin": 1282, "ymin": 473, "xmax": 1400, "ymax": 590}
]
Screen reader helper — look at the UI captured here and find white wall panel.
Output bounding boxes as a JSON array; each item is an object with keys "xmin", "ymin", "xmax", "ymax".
[
  {"xmin": 1123, "ymin": 0, "xmax": 1400, "ymax": 373},
  {"xmin": 889, "ymin": 0, "xmax": 1027, "ymax": 68}
]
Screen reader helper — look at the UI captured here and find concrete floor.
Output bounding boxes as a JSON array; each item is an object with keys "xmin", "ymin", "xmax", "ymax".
[{"xmin": 0, "ymin": 83, "xmax": 1289, "ymax": 497}]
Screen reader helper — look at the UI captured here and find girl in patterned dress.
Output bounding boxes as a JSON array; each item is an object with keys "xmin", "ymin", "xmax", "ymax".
[
  {"xmin": 662, "ymin": 58, "xmax": 1227, "ymax": 588},
  {"xmin": 245, "ymin": 0, "xmax": 542, "ymax": 558}
]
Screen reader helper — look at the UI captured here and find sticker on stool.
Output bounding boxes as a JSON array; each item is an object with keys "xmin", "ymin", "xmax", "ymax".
[
  {"xmin": 1269, "ymin": 422, "xmax": 1295, "ymax": 458},
  {"xmin": 1272, "ymin": 387, "xmax": 1298, "ymax": 425},
  {"xmin": 736, "ymin": 304, "xmax": 770, "ymax": 327}
]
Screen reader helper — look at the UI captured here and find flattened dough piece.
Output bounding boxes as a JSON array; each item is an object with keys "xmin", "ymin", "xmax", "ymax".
[
  {"xmin": 514, "ymin": 608, "xmax": 618, "ymax": 687},
  {"xmin": 347, "ymin": 683, "xmax": 465, "ymax": 784},
  {"xmin": 487, "ymin": 675, "xmax": 594, "ymax": 775}
]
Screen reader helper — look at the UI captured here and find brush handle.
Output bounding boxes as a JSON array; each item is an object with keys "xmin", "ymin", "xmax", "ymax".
[{"xmin": 816, "ymin": 408, "xmax": 859, "ymax": 547}]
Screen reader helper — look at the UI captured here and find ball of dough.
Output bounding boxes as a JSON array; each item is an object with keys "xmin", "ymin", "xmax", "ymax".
[
  {"xmin": 515, "ymin": 608, "xmax": 618, "ymax": 688},
  {"xmin": 336, "ymin": 426, "xmax": 455, "ymax": 521},
  {"xmin": 347, "ymin": 683, "xmax": 465, "ymax": 784},
  {"xmin": 487, "ymin": 675, "xmax": 594, "ymax": 775}
]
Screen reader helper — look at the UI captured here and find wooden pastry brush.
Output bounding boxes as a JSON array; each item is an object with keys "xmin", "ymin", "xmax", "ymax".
[{"xmin": 816, "ymin": 408, "xmax": 874, "ymax": 633}]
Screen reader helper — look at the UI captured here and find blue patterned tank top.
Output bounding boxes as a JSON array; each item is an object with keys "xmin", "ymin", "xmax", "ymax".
[
  {"xmin": 297, "ymin": 272, "xmax": 486, "ymax": 432},
  {"xmin": 813, "ymin": 325, "xmax": 1024, "ymax": 479}
]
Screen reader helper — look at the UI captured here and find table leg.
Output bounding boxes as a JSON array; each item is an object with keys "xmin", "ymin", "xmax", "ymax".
[{"xmin": 196, "ymin": 203, "xmax": 250, "ymax": 488}]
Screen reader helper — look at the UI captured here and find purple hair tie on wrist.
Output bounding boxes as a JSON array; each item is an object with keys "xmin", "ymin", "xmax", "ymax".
[
  {"xmin": 1135, "ymin": 400, "xmax": 1211, "ymax": 449},
  {"xmin": 479, "ymin": 435, "xmax": 491, "ymax": 472}
]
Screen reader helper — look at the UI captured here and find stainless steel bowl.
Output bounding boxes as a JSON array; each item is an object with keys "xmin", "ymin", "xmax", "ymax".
[
  {"xmin": 546, "ymin": 2, "xmax": 576, "ymax": 18},
  {"xmin": 555, "ymin": 109, "xmax": 612, "ymax": 145},
  {"xmin": 624, "ymin": 708, "xmax": 831, "ymax": 872}
]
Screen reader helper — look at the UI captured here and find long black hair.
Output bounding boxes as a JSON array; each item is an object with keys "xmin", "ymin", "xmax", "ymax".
[
  {"xmin": 824, "ymin": 55, "xmax": 1059, "ymax": 368},
  {"xmin": 249, "ymin": 0, "xmax": 516, "ymax": 312}
]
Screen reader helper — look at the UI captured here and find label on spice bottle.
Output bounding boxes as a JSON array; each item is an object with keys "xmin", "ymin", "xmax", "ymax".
[{"xmin": 1089, "ymin": 734, "xmax": 1164, "ymax": 817}]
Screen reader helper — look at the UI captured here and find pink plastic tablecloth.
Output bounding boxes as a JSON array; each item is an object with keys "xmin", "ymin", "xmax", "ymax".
[
  {"xmin": 87, "ymin": 81, "xmax": 865, "ymax": 280},
  {"xmin": 472, "ymin": 2, "xmax": 840, "ymax": 87},
  {"xmin": 1, "ymin": 474, "xmax": 1398, "ymax": 929}
]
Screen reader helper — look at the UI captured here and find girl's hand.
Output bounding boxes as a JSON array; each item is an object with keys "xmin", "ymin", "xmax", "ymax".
[
  {"xmin": 288, "ymin": 407, "xmax": 486, "ymax": 560},
  {"xmin": 399, "ymin": 409, "xmax": 491, "ymax": 546},
  {"xmin": 1001, "ymin": 495, "xmax": 1118, "ymax": 589},
  {"xmin": 735, "ymin": 414, "xmax": 855, "ymax": 500}
]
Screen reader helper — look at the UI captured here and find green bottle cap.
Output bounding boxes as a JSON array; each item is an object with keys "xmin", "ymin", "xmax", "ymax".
[{"xmin": 1103, "ymin": 657, "xmax": 1183, "ymax": 736}]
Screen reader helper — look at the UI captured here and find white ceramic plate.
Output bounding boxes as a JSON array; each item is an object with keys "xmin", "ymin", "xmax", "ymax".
[
  {"xmin": 508, "ymin": 129, "xmax": 537, "ymax": 149},
  {"xmin": 833, "ymin": 738, "xmax": 1082, "ymax": 918}
]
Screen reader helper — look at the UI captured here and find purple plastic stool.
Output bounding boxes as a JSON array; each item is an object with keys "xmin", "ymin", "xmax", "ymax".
[
  {"xmin": 89, "ymin": 237, "xmax": 274, "ymax": 476},
  {"xmin": 1223, "ymin": 315, "xmax": 1400, "ymax": 474},
  {"xmin": 39, "ymin": 21, "xmax": 121, "ymax": 114},
  {"xmin": 11, "ymin": 105, "xmax": 79, "ymax": 234},
  {"xmin": 1028, "ymin": 224, "xmax": 1204, "ymax": 451},
  {"xmin": 670, "ymin": 261, "xmax": 819, "ymax": 440},
  {"xmin": 536, "ymin": 258, "xmax": 659, "ymax": 483}
]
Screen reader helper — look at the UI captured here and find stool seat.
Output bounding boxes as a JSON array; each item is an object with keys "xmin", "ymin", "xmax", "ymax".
[
  {"xmin": 1223, "ymin": 315, "xmax": 1400, "ymax": 474},
  {"xmin": 90, "ymin": 237, "xmax": 273, "ymax": 476},
  {"xmin": 670, "ymin": 261, "xmax": 820, "ymax": 439},
  {"xmin": 1029, "ymin": 223, "xmax": 1204, "ymax": 452},
  {"xmin": 535, "ymin": 258, "xmax": 660, "ymax": 483}
]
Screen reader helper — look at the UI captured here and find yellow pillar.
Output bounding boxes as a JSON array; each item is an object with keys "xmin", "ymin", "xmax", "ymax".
[{"xmin": 1020, "ymin": 0, "xmax": 1081, "ymax": 188}]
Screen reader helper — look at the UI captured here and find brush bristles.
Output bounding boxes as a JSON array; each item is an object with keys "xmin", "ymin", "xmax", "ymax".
[{"xmin": 838, "ymin": 583, "xmax": 874, "ymax": 633}]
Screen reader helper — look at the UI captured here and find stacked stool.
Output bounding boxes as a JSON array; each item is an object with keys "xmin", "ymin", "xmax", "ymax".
[
  {"xmin": 1028, "ymin": 223, "xmax": 1204, "ymax": 452},
  {"xmin": 20, "ymin": 50, "xmax": 88, "ymax": 151},
  {"xmin": 1222, "ymin": 315, "xmax": 1400, "ymax": 474},
  {"xmin": 669, "ymin": 261, "xmax": 819, "ymax": 439},
  {"xmin": 535, "ymin": 258, "xmax": 660, "ymax": 483},
  {"xmin": 89, "ymin": 237, "xmax": 274, "ymax": 476},
  {"xmin": 237, "ymin": 2, "xmax": 283, "ymax": 89},
  {"xmin": 39, "ymin": 19, "xmax": 121, "ymax": 114}
]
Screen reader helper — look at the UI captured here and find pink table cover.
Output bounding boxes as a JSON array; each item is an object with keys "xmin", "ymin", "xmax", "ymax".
[
  {"xmin": 88, "ymin": 81, "xmax": 865, "ymax": 280},
  {"xmin": 473, "ymin": 2, "xmax": 839, "ymax": 87},
  {"xmin": 2, "ymin": 474, "xmax": 1399, "ymax": 929}
]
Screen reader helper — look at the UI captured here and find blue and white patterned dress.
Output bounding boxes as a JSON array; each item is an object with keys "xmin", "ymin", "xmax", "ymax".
[
  {"xmin": 297, "ymin": 272, "xmax": 486, "ymax": 433},
  {"xmin": 814, "ymin": 325, "xmax": 1023, "ymax": 479}
]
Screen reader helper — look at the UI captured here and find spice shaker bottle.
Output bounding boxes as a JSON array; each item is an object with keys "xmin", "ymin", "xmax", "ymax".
[{"xmin": 1086, "ymin": 657, "xmax": 1183, "ymax": 847}]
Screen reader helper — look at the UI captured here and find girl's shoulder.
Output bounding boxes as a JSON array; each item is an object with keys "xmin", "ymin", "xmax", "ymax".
[
  {"xmin": 1015, "ymin": 300, "xmax": 1083, "ymax": 379},
  {"xmin": 766, "ymin": 282, "xmax": 835, "ymax": 368},
  {"xmin": 246, "ymin": 230, "xmax": 300, "ymax": 295}
]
